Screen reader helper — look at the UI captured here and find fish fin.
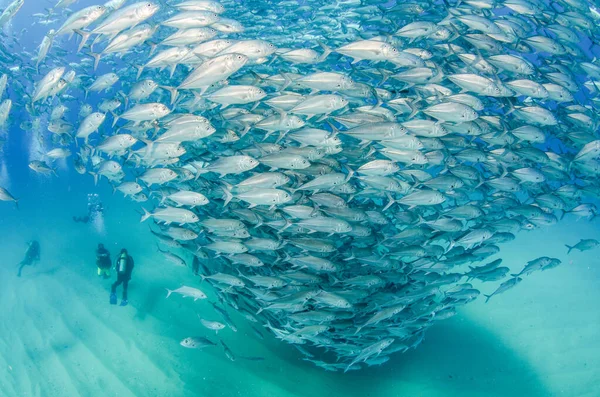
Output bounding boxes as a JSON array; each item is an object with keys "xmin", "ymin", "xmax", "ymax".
[
  {"xmin": 407, "ymin": 100, "xmax": 420, "ymax": 119},
  {"xmin": 317, "ymin": 41, "xmax": 331, "ymax": 62},
  {"xmin": 559, "ymin": 209, "xmax": 567, "ymax": 220},
  {"xmin": 74, "ymin": 29, "xmax": 91, "ymax": 53},
  {"xmin": 279, "ymin": 72, "xmax": 293, "ymax": 92},
  {"xmin": 135, "ymin": 65, "xmax": 145, "ymax": 80},
  {"xmin": 239, "ymin": 124, "xmax": 251, "ymax": 137},
  {"xmin": 110, "ymin": 111, "xmax": 119, "ymax": 127},
  {"xmin": 383, "ymin": 193, "xmax": 395, "ymax": 211},
  {"xmin": 140, "ymin": 208, "xmax": 151, "ymax": 223},
  {"xmin": 222, "ymin": 183, "xmax": 234, "ymax": 207},
  {"xmin": 161, "ymin": 85, "xmax": 178, "ymax": 105},
  {"xmin": 139, "ymin": 138, "xmax": 154, "ymax": 158},
  {"xmin": 249, "ymin": 71, "xmax": 265, "ymax": 86},
  {"xmin": 276, "ymin": 129, "xmax": 290, "ymax": 143},
  {"xmin": 147, "ymin": 40, "xmax": 157, "ymax": 56},
  {"xmin": 315, "ymin": 114, "xmax": 329, "ymax": 123},
  {"xmin": 89, "ymin": 171, "xmax": 98, "ymax": 186},
  {"xmin": 565, "ymin": 244, "xmax": 573, "ymax": 254}
]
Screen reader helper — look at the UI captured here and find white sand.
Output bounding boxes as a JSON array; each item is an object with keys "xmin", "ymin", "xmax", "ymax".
[{"xmin": 0, "ymin": 185, "xmax": 598, "ymax": 397}]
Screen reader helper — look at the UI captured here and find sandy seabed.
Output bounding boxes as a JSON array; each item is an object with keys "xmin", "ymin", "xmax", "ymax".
[{"xmin": 0, "ymin": 183, "xmax": 599, "ymax": 397}]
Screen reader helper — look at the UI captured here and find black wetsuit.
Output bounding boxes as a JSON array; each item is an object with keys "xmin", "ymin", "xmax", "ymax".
[
  {"xmin": 111, "ymin": 254, "xmax": 134, "ymax": 300},
  {"xmin": 18, "ymin": 241, "xmax": 40, "ymax": 277}
]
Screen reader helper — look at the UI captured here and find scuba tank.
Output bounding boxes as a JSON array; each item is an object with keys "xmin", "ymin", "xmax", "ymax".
[{"xmin": 117, "ymin": 252, "xmax": 128, "ymax": 273}]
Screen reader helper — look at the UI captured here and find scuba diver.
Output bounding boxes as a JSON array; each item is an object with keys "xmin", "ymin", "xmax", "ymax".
[
  {"xmin": 73, "ymin": 193, "xmax": 104, "ymax": 223},
  {"xmin": 110, "ymin": 248, "xmax": 134, "ymax": 306},
  {"xmin": 17, "ymin": 240, "xmax": 40, "ymax": 277},
  {"xmin": 96, "ymin": 243, "xmax": 111, "ymax": 279}
]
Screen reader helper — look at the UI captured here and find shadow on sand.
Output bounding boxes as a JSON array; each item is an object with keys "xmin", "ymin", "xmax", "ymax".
[{"xmin": 243, "ymin": 314, "xmax": 551, "ymax": 397}]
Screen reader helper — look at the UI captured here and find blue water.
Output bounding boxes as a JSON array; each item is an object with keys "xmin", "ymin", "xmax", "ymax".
[{"xmin": 1, "ymin": 1, "xmax": 600, "ymax": 396}]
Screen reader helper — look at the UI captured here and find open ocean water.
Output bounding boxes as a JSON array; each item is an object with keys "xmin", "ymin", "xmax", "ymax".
[{"xmin": 1, "ymin": 0, "xmax": 600, "ymax": 396}]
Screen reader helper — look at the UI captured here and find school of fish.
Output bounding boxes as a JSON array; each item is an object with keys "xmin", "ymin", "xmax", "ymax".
[{"xmin": 1, "ymin": 0, "xmax": 600, "ymax": 372}]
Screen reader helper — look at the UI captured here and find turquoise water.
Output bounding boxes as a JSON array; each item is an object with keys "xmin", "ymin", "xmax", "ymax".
[
  {"xmin": 1, "ymin": 0, "xmax": 600, "ymax": 396},
  {"xmin": 1, "ymin": 170, "xmax": 599, "ymax": 396}
]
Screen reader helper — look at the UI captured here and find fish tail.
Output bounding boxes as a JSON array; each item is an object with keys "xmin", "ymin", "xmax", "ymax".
[
  {"xmin": 111, "ymin": 111, "xmax": 119, "ymax": 127},
  {"xmin": 275, "ymin": 129, "xmax": 290, "ymax": 143},
  {"xmin": 73, "ymin": 29, "xmax": 91, "ymax": 53},
  {"xmin": 147, "ymin": 41, "xmax": 157, "ymax": 57},
  {"xmin": 383, "ymin": 192, "xmax": 395, "ymax": 211},
  {"xmin": 165, "ymin": 288, "xmax": 172, "ymax": 299},
  {"xmin": 565, "ymin": 244, "xmax": 573, "ymax": 254},
  {"xmin": 89, "ymin": 171, "xmax": 98, "ymax": 186},
  {"xmin": 140, "ymin": 208, "xmax": 151, "ymax": 223},
  {"xmin": 222, "ymin": 183, "xmax": 233, "ymax": 207},
  {"xmin": 344, "ymin": 165, "xmax": 354, "ymax": 182},
  {"xmin": 160, "ymin": 85, "xmax": 178, "ymax": 105},
  {"xmin": 406, "ymin": 99, "xmax": 420, "ymax": 119},
  {"xmin": 484, "ymin": 294, "xmax": 492, "ymax": 303},
  {"xmin": 559, "ymin": 209, "xmax": 567, "ymax": 220},
  {"xmin": 344, "ymin": 359, "xmax": 357, "ymax": 373},
  {"xmin": 139, "ymin": 137, "xmax": 154, "ymax": 158},
  {"xmin": 135, "ymin": 65, "xmax": 144, "ymax": 80},
  {"xmin": 238, "ymin": 124, "xmax": 251, "ymax": 137},
  {"xmin": 317, "ymin": 41, "xmax": 331, "ymax": 61},
  {"xmin": 88, "ymin": 52, "xmax": 101, "ymax": 71}
]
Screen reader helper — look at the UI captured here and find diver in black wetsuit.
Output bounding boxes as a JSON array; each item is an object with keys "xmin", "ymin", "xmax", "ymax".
[
  {"xmin": 17, "ymin": 240, "xmax": 40, "ymax": 277},
  {"xmin": 110, "ymin": 249, "xmax": 134, "ymax": 306},
  {"xmin": 73, "ymin": 214, "xmax": 91, "ymax": 223}
]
